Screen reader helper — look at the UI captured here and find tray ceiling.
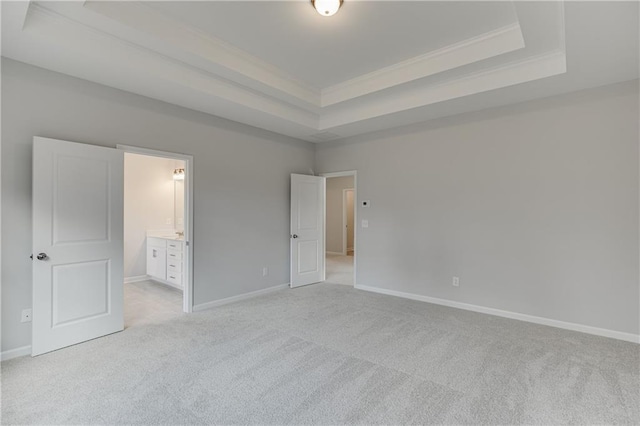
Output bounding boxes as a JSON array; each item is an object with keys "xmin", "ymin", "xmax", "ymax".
[
  {"xmin": 150, "ymin": 1, "xmax": 520, "ymax": 88},
  {"xmin": 2, "ymin": 1, "xmax": 638, "ymax": 142}
]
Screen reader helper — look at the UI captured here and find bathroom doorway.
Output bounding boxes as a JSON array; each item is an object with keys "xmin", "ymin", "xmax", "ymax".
[{"xmin": 119, "ymin": 145, "xmax": 194, "ymax": 327}]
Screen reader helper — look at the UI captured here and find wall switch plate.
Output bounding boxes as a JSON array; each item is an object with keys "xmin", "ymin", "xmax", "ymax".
[
  {"xmin": 361, "ymin": 219, "xmax": 369, "ymax": 228},
  {"xmin": 21, "ymin": 309, "xmax": 32, "ymax": 323},
  {"xmin": 166, "ymin": 218, "xmax": 172, "ymax": 225},
  {"xmin": 262, "ymin": 267, "xmax": 268, "ymax": 277},
  {"xmin": 452, "ymin": 277, "xmax": 460, "ymax": 287}
]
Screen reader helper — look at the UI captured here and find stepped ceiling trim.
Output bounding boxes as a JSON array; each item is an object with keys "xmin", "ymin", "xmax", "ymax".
[
  {"xmin": 321, "ymin": 22, "xmax": 526, "ymax": 107},
  {"xmin": 7, "ymin": 1, "xmax": 624, "ymax": 143}
]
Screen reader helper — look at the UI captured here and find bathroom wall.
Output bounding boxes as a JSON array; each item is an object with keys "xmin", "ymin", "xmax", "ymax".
[{"xmin": 174, "ymin": 170, "xmax": 185, "ymax": 233}]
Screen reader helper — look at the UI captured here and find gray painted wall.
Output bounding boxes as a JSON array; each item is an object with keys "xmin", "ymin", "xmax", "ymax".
[
  {"xmin": 316, "ymin": 81, "xmax": 640, "ymax": 336},
  {"xmin": 1, "ymin": 59, "xmax": 315, "ymax": 352},
  {"xmin": 2, "ymin": 57, "xmax": 638, "ymax": 354}
]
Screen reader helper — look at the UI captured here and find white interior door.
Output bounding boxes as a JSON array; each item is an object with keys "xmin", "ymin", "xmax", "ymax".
[
  {"xmin": 32, "ymin": 137, "xmax": 124, "ymax": 356},
  {"xmin": 290, "ymin": 174, "xmax": 325, "ymax": 288}
]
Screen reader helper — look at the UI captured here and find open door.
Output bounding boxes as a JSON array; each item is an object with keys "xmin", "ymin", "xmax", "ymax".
[
  {"xmin": 32, "ymin": 137, "xmax": 124, "ymax": 356},
  {"xmin": 290, "ymin": 174, "xmax": 325, "ymax": 288}
]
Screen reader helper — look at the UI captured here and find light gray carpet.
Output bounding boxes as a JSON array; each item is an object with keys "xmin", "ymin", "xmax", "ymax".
[
  {"xmin": 2, "ymin": 283, "xmax": 639, "ymax": 425},
  {"xmin": 124, "ymin": 280, "xmax": 184, "ymax": 328},
  {"xmin": 326, "ymin": 254, "xmax": 354, "ymax": 286}
]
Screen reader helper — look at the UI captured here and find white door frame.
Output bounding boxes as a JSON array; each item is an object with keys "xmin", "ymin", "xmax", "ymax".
[
  {"xmin": 320, "ymin": 171, "xmax": 357, "ymax": 286},
  {"xmin": 117, "ymin": 144, "xmax": 194, "ymax": 313},
  {"xmin": 343, "ymin": 188, "xmax": 354, "ymax": 255}
]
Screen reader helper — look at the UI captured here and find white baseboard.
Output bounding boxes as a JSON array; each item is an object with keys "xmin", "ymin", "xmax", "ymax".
[
  {"xmin": 1, "ymin": 345, "xmax": 31, "ymax": 361},
  {"xmin": 326, "ymin": 251, "xmax": 344, "ymax": 256},
  {"xmin": 355, "ymin": 284, "xmax": 640, "ymax": 344},
  {"xmin": 193, "ymin": 283, "xmax": 289, "ymax": 312},
  {"xmin": 124, "ymin": 275, "xmax": 149, "ymax": 284}
]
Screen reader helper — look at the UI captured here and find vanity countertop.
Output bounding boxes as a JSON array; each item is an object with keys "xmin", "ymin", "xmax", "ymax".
[{"xmin": 147, "ymin": 230, "xmax": 184, "ymax": 241}]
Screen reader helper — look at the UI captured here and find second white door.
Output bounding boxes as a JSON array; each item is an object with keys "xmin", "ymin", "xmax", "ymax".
[{"xmin": 290, "ymin": 174, "xmax": 325, "ymax": 288}]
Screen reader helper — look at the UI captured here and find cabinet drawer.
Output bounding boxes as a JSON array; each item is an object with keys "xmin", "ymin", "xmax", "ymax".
[
  {"xmin": 166, "ymin": 272, "xmax": 182, "ymax": 287},
  {"xmin": 167, "ymin": 261, "xmax": 182, "ymax": 274},
  {"xmin": 167, "ymin": 249, "xmax": 183, "ymax": 261},
  {"xmin": 166, "ymin": 241, "xmax": 183, "ymax": 251},
  {"xmin": 147, "ymin": 237, "xmax": 167, "ymax": 248}
]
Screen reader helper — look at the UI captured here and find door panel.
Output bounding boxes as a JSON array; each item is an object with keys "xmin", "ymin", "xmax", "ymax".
[
  {"xmin": 297, "ymin": 182, "xmax": 319, "ymax": 230},
  {"xmin": 32, "ymin": 137, "xmax": 124, "ymax": 356},
  {"xmin": 298, "ymin": 240, "xmax": 319, "ymax": 273},
  {"xmin": 290, "ymin": 174, "xmax": 325, "ymax": 288},
  {"xmin": 52, "ymin": 260, "xmax": 109, "ymax": 326},
  {"xmin": 53, "ymin": 155, "xmax": 110, "ymax": 244}
]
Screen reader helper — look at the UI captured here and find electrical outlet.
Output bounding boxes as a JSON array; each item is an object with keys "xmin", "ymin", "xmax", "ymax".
[
  {"xmin": 262, "ymin": 267, "xmax": 269, "ymax": 277},
  {"xmin": 21, "ymin": 309, "xmax": 32, "ymax": 323},
  {"xmin": 361, "ymin": 219, "xmax": 369, "ymax": 228},
  {"xmin": 452, "ymin": 277, "xmax": 460, "ymax": 287}
]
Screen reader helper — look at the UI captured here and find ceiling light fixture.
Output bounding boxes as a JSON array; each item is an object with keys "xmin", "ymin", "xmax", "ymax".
[{"xmin": 312, "ymin": 0, "xmax": 343, "ymax": 17}]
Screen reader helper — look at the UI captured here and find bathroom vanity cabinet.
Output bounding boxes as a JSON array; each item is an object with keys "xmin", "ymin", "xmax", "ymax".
[{"xmin": 147, "ymin": 236, "xmax": 184, "ymax": 290}]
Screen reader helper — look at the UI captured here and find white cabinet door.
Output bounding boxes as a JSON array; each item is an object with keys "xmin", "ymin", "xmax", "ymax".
[
  {"xmin": 146, "ymin": 246, "xmax": 166, "ymax": 280},
  {"xmin": 32, "ymin": 137, "xmax": 124, "ymax": 356},
  {"xmin": 290, "ymin": 174, "xmax": 325, "ymax": 288}
]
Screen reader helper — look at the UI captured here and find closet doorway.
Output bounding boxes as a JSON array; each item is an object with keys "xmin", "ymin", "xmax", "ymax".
[{"xmin": 322, "ymin": 171, "xmax": 357, "ymax": 286}]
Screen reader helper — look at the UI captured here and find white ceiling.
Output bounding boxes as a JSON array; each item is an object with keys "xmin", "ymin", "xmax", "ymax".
[{"xmin": 2, "ymin": 1, "xmax": 638, "ymax": 143}]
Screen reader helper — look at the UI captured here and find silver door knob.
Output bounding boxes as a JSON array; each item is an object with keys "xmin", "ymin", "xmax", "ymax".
[
  {"xmin": 36, "ymin": 253, "xmax": 49, "ymax": 261},
  {"xmin": 292, "ymin": 234, "xmax": 299, "ymax": 239}
]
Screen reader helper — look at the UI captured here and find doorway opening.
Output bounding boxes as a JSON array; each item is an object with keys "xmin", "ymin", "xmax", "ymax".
[
  {"xmin": 322, "ymin": 171, "xmax": 357, "ymax": 286},
  {"xmin": 120, "ymin": 145, "xmax": 194, "ymax": 328}
]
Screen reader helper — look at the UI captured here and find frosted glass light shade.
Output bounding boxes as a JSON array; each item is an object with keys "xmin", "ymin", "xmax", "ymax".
[{"xmin": 312, "ymin": 0, "xmax": 342, "ymax": 17}]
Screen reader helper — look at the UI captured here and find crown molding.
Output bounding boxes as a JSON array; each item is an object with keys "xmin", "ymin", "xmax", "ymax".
[
  {"xmin": 2, "ymin": 1, "xmax": 578, "ymax": 142},
  {"xmin": 15, "ymin": 0, "xmax": 32, "ymax": 30},
  {"xmin": 319, "ymin": 50, "xmax": 567, "ymax": 129},
  {"xmin": 16, "ymin": 4, "xmax": 320, "ymax": 136},
  {"xmin": 321, "ymin": 22, "xmax": 526, "ymax": 107},
  {"xmin": 82, "ymin": 1, "xmax": 527, "ymax": 110},
  {"xmin": 82, "ymin": 0, "xmax": 322, "ymax": 109}
]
